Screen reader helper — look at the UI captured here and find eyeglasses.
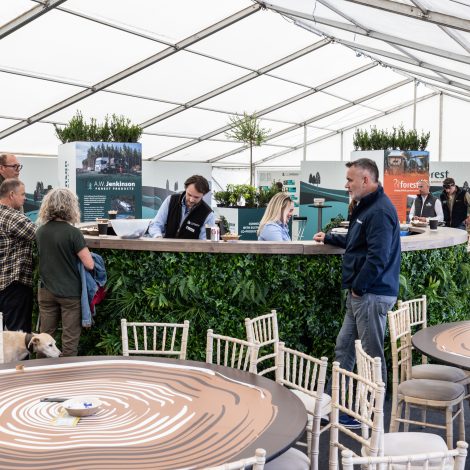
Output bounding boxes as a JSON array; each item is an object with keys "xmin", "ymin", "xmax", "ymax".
[
  {"xmin": 443, "ymin": 184, "xmax": 454, "ymax": 190},
  {"xmin": 1, "ymin": 164, "xmax": 23, "ymax": 171}
]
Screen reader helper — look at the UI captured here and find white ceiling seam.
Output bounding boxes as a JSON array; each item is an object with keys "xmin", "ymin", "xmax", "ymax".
[
  {"xmin": 340, "ymin": 0, "xmax": 470, "ymax": 33},
  {"xmin": 258, "ymin": 2, "xmax": 470, "ymax": 65},
  {"xmin": 149, "ymin": 62, "xmax": 377, "ymax": 160},
  {"xmin": 139, "ymin": 39, "xmax": 331, "ymax": 129},
  {"xmin": 0, "ymin": 4, "xmax": 261, "ymax": 141},
  {"xmin": 208, "ymin": 78, "xmax": 411, "ymax": 164},
  {"xmin": 0, "ymin": 0, "xmax": 67, "ymax": 40},
  {"xmin": 257, "ymin": 91, "xmax": 439, "ymax": 165}
]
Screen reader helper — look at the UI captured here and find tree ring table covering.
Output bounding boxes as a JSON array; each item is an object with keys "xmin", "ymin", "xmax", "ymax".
[
  {"xmin": 412, "ymin": 321, "xmax": 470, "ymax": 370},
  {"xmin": 0, "ymin": 356, "xmax": 306, "ymax": 469}
]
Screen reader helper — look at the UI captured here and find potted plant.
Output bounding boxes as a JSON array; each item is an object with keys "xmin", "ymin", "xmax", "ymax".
[
  {"xmin": 55, "ymin": 111, "xmax": 142, "ymax": 143},
  {"xmin": 225, "ymin": 113, "xmax": 270, "ymax": 186},
  {"xmin": 352, "ymin": 124, "xmax": 430, "ymax": 151},
  {"xmin": 257, "ymin": 182, "xmax": 282, "ymax": 208},
  {"xmin": 213, "ymin": 190, "xmax": 231, "ymax": 207}
]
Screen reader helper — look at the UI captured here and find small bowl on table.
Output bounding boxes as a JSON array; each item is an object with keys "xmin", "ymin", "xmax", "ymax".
[{"xmin": 62, "ymin": 396, "xmax": 102, "ymax": 417}]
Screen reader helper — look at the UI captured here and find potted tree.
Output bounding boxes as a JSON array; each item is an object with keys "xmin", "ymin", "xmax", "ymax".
[{"xmin": 225, "ymin": 112, "xmax": 270, "ymax": 186}]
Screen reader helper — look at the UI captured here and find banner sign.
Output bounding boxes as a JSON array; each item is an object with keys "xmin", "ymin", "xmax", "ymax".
[
  {"xmin": 59, "ymin": 142, "xmax": 142, "ymax": 221},
  {"xmin": 299, "ymin": 161, "xmax": 350, "ymax": 237},
  {"xmin": 382, "ymin": 150, "xmax": 429, "ymax": 222}
]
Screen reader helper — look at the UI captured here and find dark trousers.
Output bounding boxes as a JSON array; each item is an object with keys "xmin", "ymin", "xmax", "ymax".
[
  {"xmin": 0, "ymin": 281, "xmax": 33, "ymax": 332},
  {"xmin": 38, "ymin": 287, "xmax": 81, "ymax": 357}
]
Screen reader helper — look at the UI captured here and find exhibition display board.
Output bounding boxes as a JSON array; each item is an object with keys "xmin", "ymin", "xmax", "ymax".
[{"xmin": 58, "ymin": 142, "xmax": 142, "ymax": 221}]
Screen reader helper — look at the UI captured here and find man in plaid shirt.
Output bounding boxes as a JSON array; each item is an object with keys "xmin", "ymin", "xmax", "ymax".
[{"xmin": 0, "ymin": 179, "xmax": 36, "ymax": 332}]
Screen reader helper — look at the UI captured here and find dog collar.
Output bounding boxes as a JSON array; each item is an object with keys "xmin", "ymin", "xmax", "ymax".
[{"xmin": 24, "ymin": 333, "xmax": 35, "ymax": 354}]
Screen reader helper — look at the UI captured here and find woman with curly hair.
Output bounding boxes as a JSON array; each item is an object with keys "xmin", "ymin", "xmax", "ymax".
[
  {"xmin": 257, "ymin": 192, "xmax": 294, "ymax": 241},
  {"xmin": 36, "ymin": 188, "xmax": 94, "ymax": 356}
]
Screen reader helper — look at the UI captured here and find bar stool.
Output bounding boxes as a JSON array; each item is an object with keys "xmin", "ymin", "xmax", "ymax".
[{"xmin": 293, "ymin": 216, "xmax": 307, "ymax": 241}]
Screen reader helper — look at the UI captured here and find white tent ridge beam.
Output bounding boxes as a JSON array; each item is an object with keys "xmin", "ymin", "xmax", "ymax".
[
  {"xmin": 139, "ymin": 39, "xmax": 330, "ymax": 128},
  {"xmin": 0, "ymin": 4, "xmax": 261, "ymax": 141},
  {"xmin": 407, "ymin": 0, "xmax": 470, "ymax": 54},
  {"xmin": 259, "ymin": 2, "xmax": 470, "ymax": 66},
  {"xmin": 296, "ymin": 19, "xmax": 470, "ymax": 98},
  {"xmin": 149, "ymin": 62, "xmax": 377, "ymax": 160},
  {"xmin": 257, "ymin": 91, "xmax": 439, "ymax": 165},
  {"xmin": 0, "ymin": 0, "xmax": 67, "ymax": 40},
  {"xmin": 319, "ymin": 35, "xmax": 470, "ymax": 85},
  {"xmin": 340, "ymin": 0, "xmax": 470, "ymax": 34},
  {"xmin": 295, "ymin": 19, "xmax": 470, "ymax": 97},
  {"xmin": 209, "ymin": 78, "xmax": 411, "ymax": 164},
  {"xmin": 315, "ymin": 0, "xmax": 451, "ymax": 83}
]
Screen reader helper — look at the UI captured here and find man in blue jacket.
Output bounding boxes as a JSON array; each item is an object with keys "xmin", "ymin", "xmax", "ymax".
[{"xmin": 314, "ymin": 158, "xmax": 400, "ymax": 391}]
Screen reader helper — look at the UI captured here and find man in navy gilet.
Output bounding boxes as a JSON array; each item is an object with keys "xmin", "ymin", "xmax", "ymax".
[
  {"xmin": 408, "ymin": 179, "xmax": 443, "ymax": 223},
  {"xmin": 149, "ymin": 175, "xmax": 215, "ymax": 239}
]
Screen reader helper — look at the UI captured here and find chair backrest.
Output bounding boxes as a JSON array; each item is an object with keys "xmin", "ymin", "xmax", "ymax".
[
  {"xmin": 245, "ymin": 310, "xmax": 279, "ymax": 377},
  {"xmin": 341, "ymin": 441, "xmax": 468, "ymax": 470},
  {"xmin": 121, "ymin": 319, "xmax": 189, "ymax": 359},
  {"xmin": 355, "ymin": 339, "xmax": 382, "ymax": 385},
  {"xmin": 387, "ymin": 305, "xmax": 413, "ymax": 387},
  {"xmin": 205, "ymin": 448, "xmax": 266, "ymax": 470},
  {"xmin": 206, "ymin": 329, "xmax": 259, "ymax": 373},
  {"xmin": 0, "ymin": 312, "xmax": 3, "ymax": 364},
  {"xmin": 276, "ymin": 341, "xmax": 328, "ymax": 410},
  {"xmin": 398, "ymin": 295, "xmax": 428, "ymax": 364},
  {"xmin": 330, "ymin": 361, "xmax": 385, "ymax": 468}
]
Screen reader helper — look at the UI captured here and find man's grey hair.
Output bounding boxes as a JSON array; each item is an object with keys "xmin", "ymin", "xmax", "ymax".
[
  {"xmin": 0, "ymin": 178, "xmax": 23, "ymax": 198},
  {"xmin": 346, "ymin": 158, "xmax": 379, "ymax": 183}
]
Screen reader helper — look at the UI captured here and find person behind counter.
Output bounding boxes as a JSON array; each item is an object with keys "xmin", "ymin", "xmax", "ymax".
[
  {"xmin": 36, "ymin": 188, "xmax": 94, "ymax": 357},
  {"xmin": 257, "ymin": 192, "xmax": 294, "ymax": 241},
  {"xmin": 409, "ymin": 179, "xmax": 444, "ymax": 223},
  {"xmin": 149, "ymin": 175, "xmax": 215, "ymax": 240},
  {"xmin": 439, "ymin": 177, "xmax": 470, "ymax": 230}
]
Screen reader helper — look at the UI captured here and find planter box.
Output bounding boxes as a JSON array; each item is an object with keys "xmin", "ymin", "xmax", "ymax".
[{"xmin": 58, "ymin": 141, "xmax": 142, "ymax": 222}]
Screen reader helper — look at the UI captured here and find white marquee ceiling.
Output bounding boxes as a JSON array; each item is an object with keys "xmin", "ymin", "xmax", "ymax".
[{"xmin": 1, "ymin": 0, "xmax": 470, "ymax": 166}]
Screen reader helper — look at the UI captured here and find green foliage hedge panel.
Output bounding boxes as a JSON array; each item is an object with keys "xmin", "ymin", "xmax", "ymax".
[{"xmin": 78, "ymin": 245, "xmax": 470, "ymax": 364}]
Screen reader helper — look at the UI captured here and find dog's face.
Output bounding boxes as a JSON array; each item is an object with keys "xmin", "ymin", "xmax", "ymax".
[{"xmin": 30, "ymin": 334, "xmax": 61, "ymax": 358}]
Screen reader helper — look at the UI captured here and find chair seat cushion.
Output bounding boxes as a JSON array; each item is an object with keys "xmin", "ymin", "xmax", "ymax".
[
  {"xmin": 363, "ymin": 433, "xmax": 453, "ymax": 469},
  {"xmin": 264, "ymin": 448, "xmax": 309, "ymax": 470},
  {"xmin": 291, "ymin": 389, "xmax": 331, "ymax": 417},
  {"xmin": 398, "ymin": 379, "xmax": 465, "ymax": 401},
  {"xmin": 412, "ymin": 363, "xmax": 467, "ymax": 382}
]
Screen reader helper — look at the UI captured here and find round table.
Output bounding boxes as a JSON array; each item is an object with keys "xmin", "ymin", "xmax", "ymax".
[
  {"xmin": 0, "ymin": 356, "xmax": 307, "ymax": 469},
  {"xmin": 412, "ymin": 321, "xmax": 470, "ymax": 370}
]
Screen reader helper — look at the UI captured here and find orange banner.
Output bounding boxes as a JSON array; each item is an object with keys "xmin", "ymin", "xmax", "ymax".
[{"xmin": 383, "ymin": 150, "xmax": 430, "ymax": 223}]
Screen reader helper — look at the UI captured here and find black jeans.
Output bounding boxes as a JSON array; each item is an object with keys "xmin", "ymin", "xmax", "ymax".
[{"xmin": 0, "ymin": 281, "xmax": 33, "ymax": 332}]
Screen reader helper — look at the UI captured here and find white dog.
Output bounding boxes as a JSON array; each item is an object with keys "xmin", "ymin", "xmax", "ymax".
[{"xmin": 2, "ymin": 332, "xmax": 61, "ymax": 363}]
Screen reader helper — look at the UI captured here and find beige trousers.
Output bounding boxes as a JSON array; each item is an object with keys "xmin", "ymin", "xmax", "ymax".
[{"xmin": 38, "ymin": 287, "xmax": 81, "ymax": 357}]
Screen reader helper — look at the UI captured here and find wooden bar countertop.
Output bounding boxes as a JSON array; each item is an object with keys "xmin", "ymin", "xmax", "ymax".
[{"xmin": 84, "ymin": 227, "xmax": 468, "ymax": 255}]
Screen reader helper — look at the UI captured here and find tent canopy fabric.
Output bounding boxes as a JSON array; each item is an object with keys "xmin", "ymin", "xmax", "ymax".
[{"xmin": 2, "ymin": 0, "xmax": 470, "ymax": 166}]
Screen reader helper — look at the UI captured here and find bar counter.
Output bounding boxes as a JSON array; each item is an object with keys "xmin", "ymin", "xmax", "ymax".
[
  {"xmin": 84, "ymin": 226, "xmax": 467, "ymax": 254},
  {"xmin": 79, "ymin": 226, "xmax": 470, "ymax": 362}
]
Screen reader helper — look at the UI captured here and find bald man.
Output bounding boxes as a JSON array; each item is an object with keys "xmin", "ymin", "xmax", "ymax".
[{"xmin": 409, "ymin": 179, "xmax": 444, "ymax": 223}]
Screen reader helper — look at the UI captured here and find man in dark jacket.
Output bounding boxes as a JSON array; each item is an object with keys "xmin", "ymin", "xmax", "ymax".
[
  {"xmin": 314, "ymin": 158, "xmax": 400, "ymax": 388},
  {"xmin": 439, "ymin": 177, "xmax": 470, "ymax": 230},
  {"xmin": 148, "ymin": 175, "xmax": 215, "ymax": 239}
]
